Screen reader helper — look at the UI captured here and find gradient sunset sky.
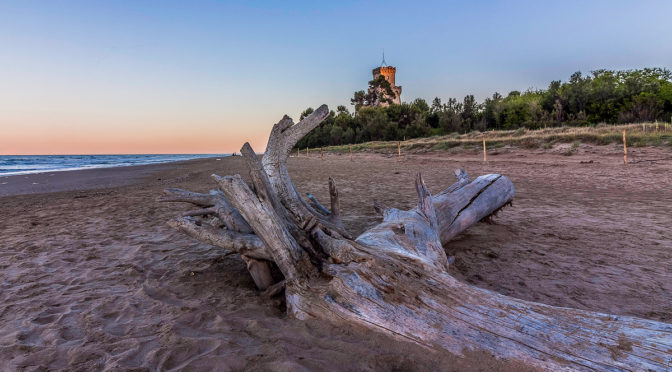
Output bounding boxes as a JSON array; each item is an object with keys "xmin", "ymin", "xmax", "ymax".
[{"xmin": 1, "ymin": 1, "xmax": 671, "ymax": 154}]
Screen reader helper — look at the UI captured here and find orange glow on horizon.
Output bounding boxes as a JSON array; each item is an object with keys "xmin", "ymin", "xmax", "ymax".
[
  {"xmin": 0, "ymin": 136, "xmax": 268, "ymax": 155},
  {"xmin": 0, "ymin": 131, "xmax": 270, "ymax": 155},
  {"xmin": 0, "ymin": 113, "xmax": 274, "ymax": 155}
]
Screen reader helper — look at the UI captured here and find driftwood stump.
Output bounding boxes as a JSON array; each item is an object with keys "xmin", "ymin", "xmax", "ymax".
[{"xmin": 161, "ymin": 105, "xmax": 672, "ymax": 370}]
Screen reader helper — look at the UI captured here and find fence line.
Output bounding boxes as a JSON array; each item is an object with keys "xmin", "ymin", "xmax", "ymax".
[{"xmin": 297, "ymin": 123, "xmax": 670, "ymax": 165}]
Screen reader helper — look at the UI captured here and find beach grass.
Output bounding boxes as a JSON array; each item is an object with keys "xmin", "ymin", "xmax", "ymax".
[{"xmin": 319, "ymin": 123, "xmax": 672, "ymax": 154}]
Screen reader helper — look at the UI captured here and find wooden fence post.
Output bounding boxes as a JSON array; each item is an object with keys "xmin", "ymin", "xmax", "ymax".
[
  {"xmin": 622, "ymin": 129, "xmax": 627, "ymax": 165},
  {"xmin": 297, "ymin": 148, "xmax": 300, "ymax": 158},
  {"xmin": 321, "ymin": 147, "xmax": 324, "ymax": 160},
  {"xmin": 483, "ymin": 138, "xmax": 487, "ymax": 162},
  {"xmin": 397, "ymin": 141, "xmax": 401, "ymax": 162},
  {"xmin": 350, "ymin": 145, "xmax": 353, "ymax": 162}
]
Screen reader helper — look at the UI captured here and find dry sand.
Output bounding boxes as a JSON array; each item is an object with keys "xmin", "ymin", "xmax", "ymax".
[{"xmin": 1, "ymin": 144, "xmax": 671, "ymax": 371}]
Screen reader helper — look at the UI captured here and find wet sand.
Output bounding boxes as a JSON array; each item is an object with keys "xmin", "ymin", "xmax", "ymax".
[
  {"xmin": 0, "ymin": 158, "xmax": 222, "ymax": 197},
  {"xmin": 1, "ymin": 144, "xmax": 670, "ymax": 370}
]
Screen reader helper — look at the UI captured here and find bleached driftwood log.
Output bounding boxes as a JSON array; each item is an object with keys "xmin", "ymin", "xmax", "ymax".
[{"xmin": 162, "ymin": 105, "xmax": 672, "ymax": 370}]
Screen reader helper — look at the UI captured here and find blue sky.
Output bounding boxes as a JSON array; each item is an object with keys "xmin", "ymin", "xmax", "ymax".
[{"xmin": 1, "ymin": 1, "xmax": 671, "ymax": 153}]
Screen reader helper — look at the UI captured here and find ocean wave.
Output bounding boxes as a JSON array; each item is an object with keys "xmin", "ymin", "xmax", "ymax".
[{"xmin": 0, "ymin": 154, "xmax": 227, "ymax": 176}]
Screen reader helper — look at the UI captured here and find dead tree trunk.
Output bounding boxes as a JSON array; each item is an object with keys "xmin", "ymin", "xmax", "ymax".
[{"xmin": 161, "ymin": 105, "xmax": 672, "ymax": 370}]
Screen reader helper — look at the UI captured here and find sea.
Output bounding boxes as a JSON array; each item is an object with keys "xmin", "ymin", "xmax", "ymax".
[{"xmin": 0, "ymin": 154, "xmax": 228, "ymax": 176}]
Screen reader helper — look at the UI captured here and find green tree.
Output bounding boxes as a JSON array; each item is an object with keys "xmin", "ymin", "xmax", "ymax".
[
  {"xmin": 300, "ymin": 107, "xmax": 314, "ymax": 120},
  {"xmin": 365, "ymin": 76, "xmax": 396, "ymax": 106},
  {"xmin": 351, "ymin": 91, "xmax": 365, "ymax": 112},
  {"xmin": 329, "ymin": 125, "xmax": 345, "ymax": 145},
  {"xmin": 411, "ymin": 98, "xmax": 430, "ymax": 113},
  {"xmin": 483, "ymin": 92, "xmax": 503, "ymax": 129},
  {"xmin": 461, "ymin": 95, "xmax": 480, "ymax": 132},
  {"xmin": 336, "ymin": 105, "xmax": 350, "ymax": 115}
]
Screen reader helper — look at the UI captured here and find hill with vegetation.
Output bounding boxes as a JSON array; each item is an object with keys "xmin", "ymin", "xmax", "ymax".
[{"xmin": 296, "ymin": 68, "xmax": 672, "ymax": 149}]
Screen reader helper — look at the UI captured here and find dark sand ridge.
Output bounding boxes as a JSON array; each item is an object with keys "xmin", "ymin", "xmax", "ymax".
[{"xmin": 0, "ymin": 144, "xmax": 670, "ymax": 370}]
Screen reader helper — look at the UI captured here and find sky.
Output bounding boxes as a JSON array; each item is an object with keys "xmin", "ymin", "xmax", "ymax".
[{"xmin": 1, "ymin": 0, "xmax": 671, "ymax": 154}]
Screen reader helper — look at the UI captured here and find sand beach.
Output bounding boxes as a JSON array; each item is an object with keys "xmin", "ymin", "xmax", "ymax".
[{"xmin": 1, "ymin": 146, "xmax": 671, "ymax": 370}]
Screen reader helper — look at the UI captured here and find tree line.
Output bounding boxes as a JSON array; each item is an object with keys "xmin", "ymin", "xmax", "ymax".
[{"xmin": 296, "ymin": 68, "xmax": 672, "ymax": 149}]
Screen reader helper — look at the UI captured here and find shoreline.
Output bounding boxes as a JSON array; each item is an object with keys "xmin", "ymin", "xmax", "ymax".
[
  {"xmin": 0, "ymin": 154, "xmax": 226, "ymax": 177},
  {"xmin": 0, "ymin": 157, "xmax": 226, "ymax": 197},
  {"xmin": 2, "ymin": 143, "xmax": 670, "ymax": 197}
]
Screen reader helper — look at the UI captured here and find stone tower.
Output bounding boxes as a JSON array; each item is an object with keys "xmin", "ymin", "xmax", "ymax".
[
  {"xmin": 370, "ymin": 54, "xmax": 402, "ymax": 106},
  {"xmin": 372, "ymin": 66, "xmax": 397, "ymax": 86}
]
